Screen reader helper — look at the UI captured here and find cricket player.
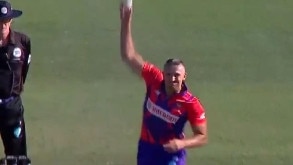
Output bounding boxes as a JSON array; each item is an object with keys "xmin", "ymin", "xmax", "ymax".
[{"xmin": 119, "ymin": 3, "xmax": 208, "ymax": 165}]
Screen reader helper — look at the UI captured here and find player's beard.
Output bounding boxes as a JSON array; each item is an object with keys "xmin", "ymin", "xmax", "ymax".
[{"xmin": 167, "ymin": 82, "xmax": 181, "ymax": 94}]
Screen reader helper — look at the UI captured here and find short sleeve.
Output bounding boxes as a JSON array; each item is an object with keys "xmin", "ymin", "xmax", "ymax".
[
  {"xmin": 141, "ymin": 62, "xmax": 163, "ymax": 86},
  {"xmin": 186, "ymin": 98, "xmax": 207, "ymax": 126}
]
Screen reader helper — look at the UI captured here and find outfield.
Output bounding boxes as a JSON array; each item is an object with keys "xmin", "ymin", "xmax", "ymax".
[{"xmin": 2, "ymin": 0, "xmax": 293, "ymax": 164}]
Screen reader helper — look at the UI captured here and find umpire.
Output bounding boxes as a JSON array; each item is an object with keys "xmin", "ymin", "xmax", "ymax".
[{"xmin": 0, "ymin": 1, "xmax": 31, "ymax": 165}]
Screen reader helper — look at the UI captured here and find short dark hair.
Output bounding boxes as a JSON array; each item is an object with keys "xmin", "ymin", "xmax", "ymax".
[{"xmin": 164, "ymin": 58, "xmax": 184, "ymax": 68}]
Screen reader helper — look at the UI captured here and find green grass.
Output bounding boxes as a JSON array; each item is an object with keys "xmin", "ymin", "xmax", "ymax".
[{"xmin": 1, "ymin": 0, "xmax": 293, "ymax": 164}]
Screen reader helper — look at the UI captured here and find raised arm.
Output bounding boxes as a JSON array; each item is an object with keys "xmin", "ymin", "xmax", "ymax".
[{"xmin": 120, "ymin": 3, "xmax": 145, "ymax": 76}]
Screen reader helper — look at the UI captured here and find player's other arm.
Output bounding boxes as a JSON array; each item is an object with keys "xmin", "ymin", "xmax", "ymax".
[
  {"xmin": 184, "ymin": 99, "xmax": 208, "ymax": 148},
  {"xmin": 163, "ymin": 99, "xmax": 207, "ymax": 153},
  {"xmin": 120, "ymin": 4, "xmax": 145, "ymax": 76}
]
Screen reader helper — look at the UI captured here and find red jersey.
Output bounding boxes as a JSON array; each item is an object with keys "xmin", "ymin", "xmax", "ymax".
[{"xmin": 139, "ymin": 62, "xmax": 206, "ymax": 144}]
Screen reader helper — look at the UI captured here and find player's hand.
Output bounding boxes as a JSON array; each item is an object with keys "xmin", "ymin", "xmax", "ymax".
[
  {"xmin": 120, "ymin": 3, "xmax": 132, "ymax": 24},
  {"xmin": 163, "ymin": 139, "xmax": 185, "ymax": 153}
]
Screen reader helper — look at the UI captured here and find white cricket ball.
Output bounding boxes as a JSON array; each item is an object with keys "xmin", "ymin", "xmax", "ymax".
[{"xmin": 122, "ymin": 0, "xmax": 132, "ymax": 8}]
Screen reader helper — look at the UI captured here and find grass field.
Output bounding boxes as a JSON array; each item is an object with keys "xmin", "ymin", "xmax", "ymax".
[{"xmin": 2, "ymin": 0, "xmax": 293, "ymax": 164}]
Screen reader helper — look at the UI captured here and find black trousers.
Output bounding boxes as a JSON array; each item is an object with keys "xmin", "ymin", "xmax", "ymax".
[{"xmin": 0, "ymin": 96, "xmax": 27, "ymax": 156}]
